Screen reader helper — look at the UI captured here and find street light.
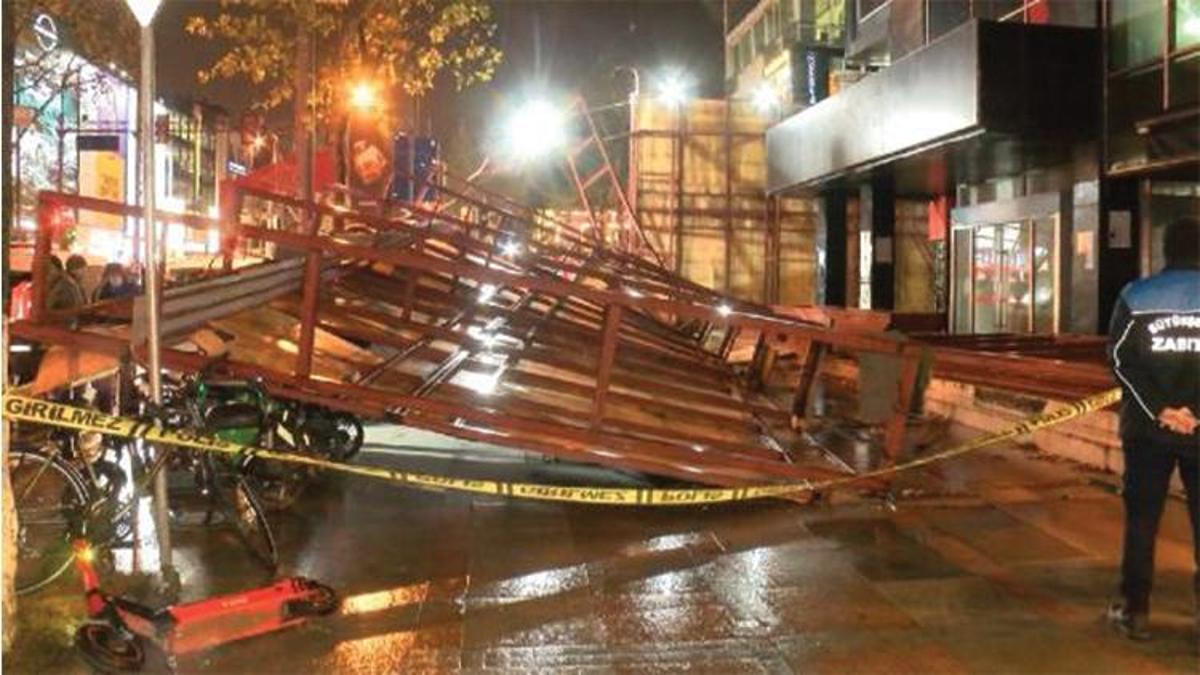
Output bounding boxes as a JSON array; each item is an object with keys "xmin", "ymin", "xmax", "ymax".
[
  {"xmin": 657, "ymin": 69, "xmax": 692, "ymax": 108},
  {"xmin": 122, "ymin": 0, "xmax": 173, "ymax": 586},
  {"xmin": 503, "ymin": 98, "xmax": 566, "ymax": 162},
  {"xmin": 123, "ymin": 0, "xmax": 162, "ymax": 26},
  {"xmin": 751, "ymin": 82, "xmax": 780, "ymax": 116},
  {"xmin": 349, "ymin": 81, "xmax": 377, "ymax": 111}
]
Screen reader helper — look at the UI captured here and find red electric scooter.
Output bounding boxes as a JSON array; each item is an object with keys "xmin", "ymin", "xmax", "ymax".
[{"xmin": 71, "ymin": 540, "xmax": 338, "ymax": 671}]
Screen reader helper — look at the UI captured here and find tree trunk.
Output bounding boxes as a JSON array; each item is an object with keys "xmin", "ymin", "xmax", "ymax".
[
  {"xmin": 294, "ymin": 21, "xmax": 313, "ymax": 202},
  {"xmin": 2, "ymin": 2, "xmax": 19, "ymax": 651}
]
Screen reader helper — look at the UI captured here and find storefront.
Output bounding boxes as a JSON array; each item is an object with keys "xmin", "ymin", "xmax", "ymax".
[
  {"xmin": 949, "ymin": 192, "xmax": 1060, "ymax": 335},
  {"xmin": 10, "ymin": 12, "xmax": 227, "ymax": 271},
  {"xmin": 1103, "ymin": 0, "xmax": 1199, "ymax": 290},
  {"xmin": 767, "ymin": 15, "xmax": 1101, "ymax": 333}
]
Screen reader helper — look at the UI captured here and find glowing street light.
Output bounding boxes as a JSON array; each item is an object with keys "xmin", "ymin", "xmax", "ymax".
[
  {"xmin": 1185, "ymin": 16, "xmax": 1200, "ymax": 38},
  {"xmin": 503, "ymin": 98, "xmax": 567, "ymax": 161},
  {"xmin": 657, "ymin": 70, "xmax": 693, "ymax": 108},
  {"xmin": 500, "ymin": 239, "xmax": 522, "ymax": 257},
  {"xmin": 752, "ymin": 82, "xmax": 780, "ymax": 115},
  {"xmin": 349, "ymin": 81, "xmax": 378, "ymax": 111},
  {"xmin": 123, "ymin": 0, "xmax": 162, "ymax": 26}
]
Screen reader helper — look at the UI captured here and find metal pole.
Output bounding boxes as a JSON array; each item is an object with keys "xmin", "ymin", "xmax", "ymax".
[
  {"xmin": 626, "ymin": 68, "xmax": 639, "ymax": 215},
  {"xmin": 138, "ymin": 22, "xmax": 172, "ymax": 577}
]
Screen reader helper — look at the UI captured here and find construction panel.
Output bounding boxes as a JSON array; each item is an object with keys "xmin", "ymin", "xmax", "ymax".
[{"xmin": 634, "ymin": 98, "xmax": 816, "ymax": 303}]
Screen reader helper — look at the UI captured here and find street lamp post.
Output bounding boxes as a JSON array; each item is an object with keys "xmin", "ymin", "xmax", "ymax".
[{"xmin": 123, "ymin": 0, "xmax": 172, "ymax": 583}]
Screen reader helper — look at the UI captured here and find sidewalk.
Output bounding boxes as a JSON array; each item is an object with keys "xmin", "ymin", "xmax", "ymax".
[{"xmin": 6, "ymin": 423, "xmax": 1197, "ymax": 673}]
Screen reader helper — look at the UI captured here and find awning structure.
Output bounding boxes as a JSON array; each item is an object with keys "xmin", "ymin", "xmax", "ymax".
[{"xmin": 766, "ymin": 20, "xmax": 1099, "ymax": 195}]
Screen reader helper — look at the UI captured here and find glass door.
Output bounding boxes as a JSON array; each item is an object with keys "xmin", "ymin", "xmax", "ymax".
[{"xmin": 951, "ymin": 216, "xmax": 1058, "ymax": 334}]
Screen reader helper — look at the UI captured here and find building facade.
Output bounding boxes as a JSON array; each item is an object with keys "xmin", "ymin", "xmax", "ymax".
[
  {"xmin": 10, "ymin": 11, "xmax": 229, "ymax": 267},
  {"xmin": 763, "ymin": 0, "xmax": 1199, "ymax": 335},
  {"xmin": 726, "ymin": 0, "xmax": 849, "ymax": 113}
]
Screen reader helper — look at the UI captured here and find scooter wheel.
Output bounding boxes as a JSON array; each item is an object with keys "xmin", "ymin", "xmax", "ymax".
[
  {"xmin": 308, "ymin": 583, "xmax": 339, "ymax": 615},
  {"xmin": 75, "ymin": 623, "xmax": 145, "ymax": 672},
  {"xmin": 287, "ymin": 580, "xmax": 339, "ymax": 617}
]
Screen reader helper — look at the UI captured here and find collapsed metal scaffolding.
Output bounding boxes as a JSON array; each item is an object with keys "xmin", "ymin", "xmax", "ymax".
[{"xmin": 10, "ymin": 105, "xmax": 1116, "ymax": 493}]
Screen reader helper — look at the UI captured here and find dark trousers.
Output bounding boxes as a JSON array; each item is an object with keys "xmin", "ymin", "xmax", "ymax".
[{"xmin": 1119, "ymin": 440, "xmax": 1200, "ymax": 613}]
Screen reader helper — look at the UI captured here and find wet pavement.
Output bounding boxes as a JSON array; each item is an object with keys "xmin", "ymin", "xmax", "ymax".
[{"xmin": 7, "ymin": 422, "xmax": 1199, "ymax": 674}]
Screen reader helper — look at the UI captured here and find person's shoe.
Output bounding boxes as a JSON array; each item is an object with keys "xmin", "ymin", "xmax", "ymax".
[{"xmin": 1106, "ymin": 601, "xmax": 1151, "ymax": 641}]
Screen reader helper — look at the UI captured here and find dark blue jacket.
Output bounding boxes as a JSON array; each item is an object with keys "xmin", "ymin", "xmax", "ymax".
[{"xmin": 1107, "ymin": 268, "xmax": 1200, "ymax": 447}]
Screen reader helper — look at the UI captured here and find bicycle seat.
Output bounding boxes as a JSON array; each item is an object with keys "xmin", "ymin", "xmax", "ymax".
[{"xmin": 204, "ymin": 403, "xmax": 262, "ymax": 431}]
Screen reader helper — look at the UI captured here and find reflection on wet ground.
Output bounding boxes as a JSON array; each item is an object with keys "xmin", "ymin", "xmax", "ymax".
[{"xmin": 7, "ymin": 422, "xmax": 1198, "ymax": 674}]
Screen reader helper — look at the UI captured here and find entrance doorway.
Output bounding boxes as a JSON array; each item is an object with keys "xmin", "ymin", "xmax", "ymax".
[{"xmin": 951, "ymin": 215, "xmax": 1058, "ymax": 334}]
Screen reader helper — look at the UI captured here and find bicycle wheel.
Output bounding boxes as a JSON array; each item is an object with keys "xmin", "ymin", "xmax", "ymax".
[
  {"xmin": 328, "ymin": 412, "xmax": 364, "ymax": 461},
  {"xmin": 296, "ymin": 407, "xmax": 363, "ymax": 462},
  {"xmin": 242, "ymin": 440, "xmax": 314, "ymax": 512},
  {"xmin": 9, "ymin": 450, "xmax": 90, "ymax": 595},
  {"xmin": 212, "ymin": 469, "xmax": 278, "ymax": 571}
]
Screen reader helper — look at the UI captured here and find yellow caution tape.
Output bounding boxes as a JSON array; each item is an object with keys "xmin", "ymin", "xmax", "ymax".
[{"xmin": 1, "ymin": 388, "xmax": 1122, "ymax": 506}]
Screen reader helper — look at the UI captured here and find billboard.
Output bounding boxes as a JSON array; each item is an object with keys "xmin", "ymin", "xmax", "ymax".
[
  {"xmin": 347, "ymin": 115, "xmax": 392, "ymax": 208},
  {"xmin": 77, "ymin": 134, "xmax": 125, "ymax": 230}
]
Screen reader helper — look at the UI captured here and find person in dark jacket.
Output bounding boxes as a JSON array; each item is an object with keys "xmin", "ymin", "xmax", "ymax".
[
  {"xmin": 1106, "ymin": 216, "xmax": 1200, "ymax": 641},
  {"xmin": 93, "ymin": 262, "xmax": 138, "ymax": 301},
  {"xmin": 44, "ymin": 254, "xmax": 85, "ymax": 311}
]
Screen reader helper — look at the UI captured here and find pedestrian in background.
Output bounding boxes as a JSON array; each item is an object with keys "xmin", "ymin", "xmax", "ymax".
[
  {"xmin": 1106, "ymin": 216, "xmax": 1200, "ymax": 642},
  {"xmin": 93, "ymin": 262, "xmax": 138, "ymax": 301},
  {"xmin": 45, "ymin": 254, "xmax": 85, "ymax": 311}
]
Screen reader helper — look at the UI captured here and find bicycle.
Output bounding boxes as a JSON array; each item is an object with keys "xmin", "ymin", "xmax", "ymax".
[
  {"xmin": 9, "ymin": 403, "xmax": 278, "ymax": 595},
  {"xmin": 160, "ymin": 366, "xmax": 314, "ymax": 511},
  {"xmin": 167, "ymin": 361, "xmax": 365, "ymax": 509}
]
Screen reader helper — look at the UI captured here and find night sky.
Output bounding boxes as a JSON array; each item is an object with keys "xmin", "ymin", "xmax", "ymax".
[{"xmin": 154, "ymin": 0, "xmax": 754, "ymax": 172}]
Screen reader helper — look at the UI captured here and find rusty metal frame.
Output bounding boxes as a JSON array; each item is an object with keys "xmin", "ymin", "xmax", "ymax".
[
  {"xmin": 17, "ymin": 181, "xmax": 1116, "ymax": 493},
  {"xmin": 18, "ymin": 185, "xmax": 923, "ymax": 490}
]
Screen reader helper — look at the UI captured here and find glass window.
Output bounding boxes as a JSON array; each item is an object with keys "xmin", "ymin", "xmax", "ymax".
[
  {"xmin": 858, "ymin": 230, "xmax": 872, "ymax": 309},
  {"xmin": 954, "ymin": 219, "xmax": 1057, "ymax": 334},
  {"xmin": 972, "ymin": 225, "xmax": 999, "ymax": 332},
  {"xmin": 930, "ymin": 0, "xmax": 971, "ymax": 41},
  {"xmin": 974, "ymin": 0, "xmax": 1024, "ymax": 21},
  {"xmin": 1148, "ymin": 183, "xmax": 1200, "ymax": 273},
  {"xmin": 998, "ymin": 222, "xmax": 1032, "ymax": 333},
  {"xmin": 858, "ymin": 0, "xmax": 889, "ymax": 20},
  {"xmin": 952, "ymin": 229, "xmax": 972, "ymax": 332},
  {"xmin": 1046, "ymin": 0, "xmax": 1095, "ymax": 27},
  {"xmin": 1032, "ymin": 217, "xmax": 1056, "ymax": 333},
  {"xmin": 1170, "ymin": 52, "xmax": 1200, "ymax": 107},
  {"xmin": 781, "ymin": 0, "xmax": 797, "ymax": 25},
  {"xmin": 1109, "ymin": 0, "xmax": 1164, "ymax": 70},
  {"xmin": 1177, "ymin": 0, "xmax": 1200, "ymax": 49},
  {"xmin": 1106, "ymin": 66, "xmax": 1162, "ymax": 168}
]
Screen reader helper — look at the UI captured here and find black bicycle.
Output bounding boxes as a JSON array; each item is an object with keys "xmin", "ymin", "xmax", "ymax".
[{"xmin": 9, "ymin": 406, "xmax": 278, "ymax": 595}]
